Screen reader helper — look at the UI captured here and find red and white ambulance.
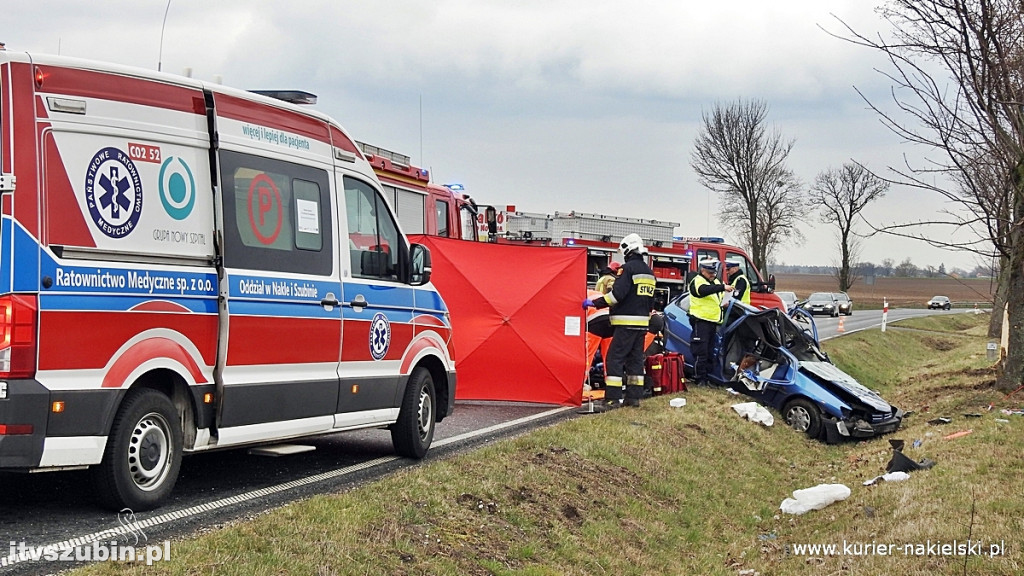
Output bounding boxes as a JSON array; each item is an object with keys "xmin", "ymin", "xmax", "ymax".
[{"xmin": 0, "ymin": 52, "xmax": 456, "ymax": 510}]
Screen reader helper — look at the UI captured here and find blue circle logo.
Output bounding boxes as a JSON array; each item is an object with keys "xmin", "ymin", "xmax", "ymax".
[
  {"xmin": 84, "ymin": 147, "xmax": 143, "ymax": 238},
  {"xmin": 159, "ymin": 157, "xmax": 196, "ymax": 220},
  {"xmin": 369, "ymin": 313, "xmax": 391, "ymax": 361}
]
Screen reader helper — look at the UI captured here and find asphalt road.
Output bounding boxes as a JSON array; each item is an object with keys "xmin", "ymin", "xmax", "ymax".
[
  {"xmin": 0, "ymin": 400, "xmax": 573, "ymax": 575},
  {"xmin": 0, "ymin": 306, "xmax": 976, "ymax": 575},
  {"xmin": 803, "ymin": 306, "xmax": 981, "ymax": 341}
]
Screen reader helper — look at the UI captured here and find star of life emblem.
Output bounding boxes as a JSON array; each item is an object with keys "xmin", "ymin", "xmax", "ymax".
[
  {"xmin": 369, "ymin": 312, "xmax": 391, "ymax": 361},
  {"xmin": 85, "ymin": 147, "xmax": 143, "ymax": 238}
]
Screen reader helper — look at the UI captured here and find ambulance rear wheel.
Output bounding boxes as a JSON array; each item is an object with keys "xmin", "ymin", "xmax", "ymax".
[
  {"xmin": 92, "ymin": 388, "xmax": 183, "ymax": 511},
  {"xmin": 391, "ymin": 367, "xmax": 436, "ymax": 459}
]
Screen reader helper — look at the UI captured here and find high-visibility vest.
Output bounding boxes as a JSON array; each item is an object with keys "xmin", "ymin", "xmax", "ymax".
[
  {"xmin": 733, "ymin": 273, "xmax": 751, "ymax": 305},
  {"xmin": 689, "ymin": 274, "xmax": 724, "ymax": 323}
]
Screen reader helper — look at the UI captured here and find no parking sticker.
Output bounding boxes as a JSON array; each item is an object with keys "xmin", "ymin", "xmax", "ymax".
[{"xmin": 247, "ymin": 173, "xmax": 283, "ymax": 244}]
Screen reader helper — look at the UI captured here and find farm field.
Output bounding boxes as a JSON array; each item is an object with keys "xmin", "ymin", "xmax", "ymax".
[{"xmin": 774, "ymin": 273, "xmax": 996, "ymax": 310}]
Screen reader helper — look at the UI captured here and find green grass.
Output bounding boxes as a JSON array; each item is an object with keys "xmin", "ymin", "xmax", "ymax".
[{"xmin": 70, "ymin": 314, "xmax": 1024, "ymax": 575}]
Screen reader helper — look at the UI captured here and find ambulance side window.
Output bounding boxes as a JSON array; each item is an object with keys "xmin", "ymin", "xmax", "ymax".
[
  {"xmin": 219, "ymin": 150, "xmax": 331, "ymax": 275},
  {"xmin": 344, "ymin": 177, "xmax": 402, "ymax": 281}
]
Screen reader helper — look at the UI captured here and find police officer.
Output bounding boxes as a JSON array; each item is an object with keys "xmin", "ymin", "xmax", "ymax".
[
  {"xmin": 583, "ymin": 233, "xmax": 656, "ymax": 410},
  {"xmin": 725, "ymin": 261, "xmax": 751, "ymax": 305},
  {"xmin": 688, "ymin": 259, "xmax": 732, "ymax": 387}
]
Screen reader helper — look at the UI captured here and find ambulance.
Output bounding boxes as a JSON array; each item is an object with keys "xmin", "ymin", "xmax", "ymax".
[{"xmin": 0, "ymin": 52, "xmax": 456, "ymax": 510}]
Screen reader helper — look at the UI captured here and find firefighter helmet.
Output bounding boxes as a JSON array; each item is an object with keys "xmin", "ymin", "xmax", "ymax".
[{"xmin": 619, "ymin": 233, "xmax": 644, "ymax": 256}]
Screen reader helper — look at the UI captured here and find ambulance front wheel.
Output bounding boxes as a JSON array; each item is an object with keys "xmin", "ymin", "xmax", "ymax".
[
  {"xmin": 391, "ymin": 367, "xmax": 436, "ymax": 459},
  {"xmin": 92, "ymin": 388, "xmax": 183, "ymax": 511}
]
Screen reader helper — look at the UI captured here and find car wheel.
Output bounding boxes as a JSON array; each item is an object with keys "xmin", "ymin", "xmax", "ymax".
[
  {"xmin": 783, "ymin": 398, "xmax": 823, "ymax": 439},
  {"xmin": 91, "ymin": 388, "xmax": 183, "ymax": 511},
  {"xmin": 945, "ymin": 304, "xmax": 951, "ymax": 310},
  {"xmin": 391, "ymin": 367, "xmax": 436, "ymax": 459}
]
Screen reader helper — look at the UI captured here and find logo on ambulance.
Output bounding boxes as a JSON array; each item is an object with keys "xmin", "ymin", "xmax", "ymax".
[
  {"xmin": 369, "ymin": 312, "xmax": 391, "ymax": 361},
  {"xmin": 158, "ymin": 157, "xmax": 196, "ymax": 220},
  {"xmin": 85, "ymin": 147, "xmax": 143, "ymax": 238}
]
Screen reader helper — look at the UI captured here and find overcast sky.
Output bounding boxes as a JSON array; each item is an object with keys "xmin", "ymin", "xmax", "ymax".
[{"xmin": 3, "ymin": 1, "xmax": 988, "ymax": 271}]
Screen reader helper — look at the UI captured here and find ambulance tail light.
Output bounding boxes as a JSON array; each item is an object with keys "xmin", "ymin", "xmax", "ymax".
[{"xmin": 0, "ymin": 295, "xmax": 38, "ymax": 379}]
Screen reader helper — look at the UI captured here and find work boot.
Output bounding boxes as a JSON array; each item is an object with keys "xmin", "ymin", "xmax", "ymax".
[
  {"xmin": 597, "ymin": 383, "xmax": 623, "ymax": 412},
  {"xmin": 592, "ymin": 399, "xmax": 621, "ymax": 412},
  {"xmin": 624, "ymin": 375, "xmax": 643, "ymax": 407}
]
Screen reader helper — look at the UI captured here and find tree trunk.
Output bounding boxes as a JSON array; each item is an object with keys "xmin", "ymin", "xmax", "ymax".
[
  {"xmin": 999, "ymin": 247, "xmax": 1023, "ymax": 391},
  {"xmin": 997, "ymin": 177, "xmax": 1024, "ymax": 392},
  {"xmin": 988, "ymin": 256, "xmax": 1008, "ymax": 339}
]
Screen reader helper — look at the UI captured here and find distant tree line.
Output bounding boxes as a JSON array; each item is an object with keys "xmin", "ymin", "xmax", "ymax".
[{"xmin": 771, "ymin": 257, "xmax": 997, "ymax": 279}]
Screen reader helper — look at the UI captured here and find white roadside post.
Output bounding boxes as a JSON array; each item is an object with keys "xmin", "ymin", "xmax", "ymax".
[{"xmin": 881, "ymin": 298, "xmax": 888, "ymax": 332}]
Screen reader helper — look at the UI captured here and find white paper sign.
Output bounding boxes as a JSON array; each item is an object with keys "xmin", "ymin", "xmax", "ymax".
[
  {"xmin": 296, "ymin": 199, "xmax": 319, "ymax": 234},
  {"xmin": 564, "ymin": 316, "xmax": 581, "ymax": 336}
]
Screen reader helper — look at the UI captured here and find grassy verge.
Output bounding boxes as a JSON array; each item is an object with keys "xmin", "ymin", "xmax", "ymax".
[{"xmin": 72, "ymin": 314, "xmax": 1023, "ymax": 576}]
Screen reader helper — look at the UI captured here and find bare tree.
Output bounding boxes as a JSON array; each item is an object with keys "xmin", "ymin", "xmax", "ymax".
[
  {"xmin": 833, "ymin": 1, "xmax": 1024, "ymax": 390},
  {"xmin": 690, "ymin": 99, "xmax": 805, "ymax": 272},
  {"xmin": 809, "ymin": 163, "xmax": 889, "ymax": 291}
]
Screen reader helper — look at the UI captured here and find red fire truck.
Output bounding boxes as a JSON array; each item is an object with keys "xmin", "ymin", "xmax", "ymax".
[
  {"xmin": 497, "ymin": 209, "xmax": 783, "ymax": 310},
  {"xmin": 361, "ymin": 148, "xmax": 782, "ymax": 310},
  {"xmin": 357, "ymin": 143, "xmax": 482, "ymax": 242}
]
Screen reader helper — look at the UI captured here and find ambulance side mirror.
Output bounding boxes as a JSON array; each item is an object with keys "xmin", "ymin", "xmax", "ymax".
[{"xmin": 409, "ymin": 243, "xmax": 432, "ymax": 286}]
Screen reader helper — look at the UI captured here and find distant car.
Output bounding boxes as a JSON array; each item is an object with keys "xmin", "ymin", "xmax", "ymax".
[
  {"xmin": 776, "ymin": 291, "xmax": 798, "ymax": 311},
  {"xmin": 833, "ymin": 292, "xmax": 853, "ymax": 315},
  {"xmin": 927, "ymin": 295, "xmax": 952, "ymax": 310},
  {"xmin": 661, "ymin": 297, "xmax": 903, "ymax": 442},
  {"xmin": 801, "ymin": 292, "xmax": 839, "ymax": 317}
]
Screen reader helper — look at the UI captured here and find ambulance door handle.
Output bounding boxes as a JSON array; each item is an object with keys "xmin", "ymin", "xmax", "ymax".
[
  {"xmin": 349, "ymin": 294, "xmax": 368, "ymax": 311},
  {"xmin": 320, "ymin": 292, "xmax": 340, "ymax": 309}
]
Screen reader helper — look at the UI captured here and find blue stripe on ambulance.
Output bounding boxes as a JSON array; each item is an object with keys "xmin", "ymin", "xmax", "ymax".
[
  {"xmin": 38, "ymin": 294, "xmax": 218, "ymax": 314},
  {"xmin": 0, "ymin": 216, "xmax": 12, "ymax": 294}
]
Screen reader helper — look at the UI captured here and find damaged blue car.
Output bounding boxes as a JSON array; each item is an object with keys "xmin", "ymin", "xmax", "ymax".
[{"xmin": 661, "ymin": 295, "xmax": 903, "ymax": 443}]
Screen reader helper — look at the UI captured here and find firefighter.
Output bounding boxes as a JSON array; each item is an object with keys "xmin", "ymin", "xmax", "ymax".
[
  {"xmin": 725, "ymin": 261, "xmax": 751, "ymax": 305},
  {"xmin": 582, "ymin": 233, "xmax": 655, "ymax": 410},
  {"xmin": 595, "ymin": 261, "xmax": 621, "ymax": 294},
  {"xmin": 688, "ymin": 259, "xmax": 732, "ymax": 387}
]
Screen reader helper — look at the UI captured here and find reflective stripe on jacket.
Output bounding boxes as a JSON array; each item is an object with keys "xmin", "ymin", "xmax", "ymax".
[
  {"xmin": 733, "ymin": 273, "xmax": 751, "ymax": 305},
  {"xmin": 689, "ymin": 274, "xmax": 725, "ymax": 323},
  {"xmin": 593, "ymin": 254, "xmax": 655, "ymax": 328}
]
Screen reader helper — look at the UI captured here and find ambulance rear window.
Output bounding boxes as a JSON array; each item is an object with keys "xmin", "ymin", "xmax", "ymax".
[{"xmin": 219, "ymin": 150, "xmax": 331, "ymax": 275}]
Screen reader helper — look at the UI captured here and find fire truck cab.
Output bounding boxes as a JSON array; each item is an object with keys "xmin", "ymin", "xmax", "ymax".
[{"xmin": 359, "ymin": 143, "xmax": 480, "ymax": 242}]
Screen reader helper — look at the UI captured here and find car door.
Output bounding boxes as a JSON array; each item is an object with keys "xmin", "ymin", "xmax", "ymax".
[
  {"xmin": 336, "ymin": 175, "xmax": 415, "ymax": 427},
  {"xmin": 215, "ymin": 150, "xmax": 342, "ymax": 444}
]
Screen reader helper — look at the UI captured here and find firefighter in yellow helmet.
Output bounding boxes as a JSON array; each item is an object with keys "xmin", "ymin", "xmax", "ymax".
[
  {"xmin": 688, "ymin": 258, "xmax": 732, "ymax": 387},
  {"xmin": 583, "ymin": 233, "xmax": 655, "ymax": 410},
  {"xmin": 595, "ymin": 261, "xmax": 621, "ymax": 294}
]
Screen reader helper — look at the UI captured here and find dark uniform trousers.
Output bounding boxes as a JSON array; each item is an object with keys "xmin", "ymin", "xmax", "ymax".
[
  {"xmin": 689, "ymin": 316, "xmax": 717, "ymax": 384},
  {"xmin": 604, "ymin": 325, "xmax": 647, "ymax": 400}
]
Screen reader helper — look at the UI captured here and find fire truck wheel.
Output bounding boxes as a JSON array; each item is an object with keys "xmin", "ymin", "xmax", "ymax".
[
  {"xmin": 92, "ymin": 388, "xmax": 183, "ymax": 511},
  {"xmin": 391, "ymin": 367, "xmax": 436, "ymax": 459}
]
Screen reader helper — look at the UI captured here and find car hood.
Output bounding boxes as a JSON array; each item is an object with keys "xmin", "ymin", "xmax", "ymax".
[{"xmin": 798, "ymin": 361, "xmax": 892, "ymax": 413}]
